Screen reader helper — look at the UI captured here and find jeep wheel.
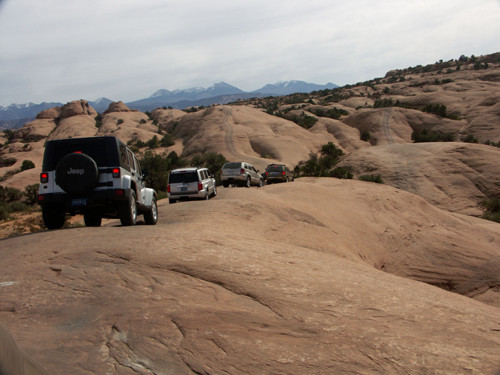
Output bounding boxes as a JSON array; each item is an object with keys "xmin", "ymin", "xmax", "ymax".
[
  {"xmin": 245, "ymin": 177, "xmax": 251, "ymax": 188},
  {"xmin": 55, "ymin": 152, "xmax": 98, "ymax": 195},
  {"xmin": 169, "ymin": 199, "xmax": 176, "ymax": 204},
  {"xmin": 84, "ymin": 211, "xmax": 102, "ymax": 227},
  {"xmin": 42, "ymin": 206, "xmax": 65, "ymax": 230},
  {"xmin": 144, "ymin": 197, "xmax": 158, "ymax": 225},
  {"xmin": 120, "ymin": 191, "xmax": 137, "ymax": 226},
  {"xmin": 212, "ymin": 186, "xmax": 217, "ymax": 197},
  {"xmin": 222, "ymin": 182, "xmax": 229, "ymax": 188}
]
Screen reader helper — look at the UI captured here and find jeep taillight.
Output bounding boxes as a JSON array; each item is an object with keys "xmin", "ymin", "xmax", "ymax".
[
  {"xmin": 167, "ymin": 184, "xmax": 171, "ymax": 193},
  {"xmin": 198, "ymin": 182, "xmax": 203, "ymax": 191},
  {"xmin": 112, "ymin": 168, "xmax": 120, "ymax": 178},
  {"xmin": 37, "ymin": 194, "xmax": 44, "ymax": 202},
  {"xmin": 282, "ymin": 171, "xmax": 285, "ymax": 175},
  {"xmin": 240, "ymin": 168, "xmax": 245, "ymax": 174},
  {"xmin": 40, "ymin": 172, "xmax": 48, "ymax": 183}
]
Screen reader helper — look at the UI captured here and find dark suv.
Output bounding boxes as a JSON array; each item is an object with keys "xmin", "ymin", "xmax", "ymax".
[
  {"xmin": 37, "ymin": 136, "xmax": 158, "ymax": 229},
  {"xmin": 265, "ymin": 164, "xmax": 294, "ymax": 184}
]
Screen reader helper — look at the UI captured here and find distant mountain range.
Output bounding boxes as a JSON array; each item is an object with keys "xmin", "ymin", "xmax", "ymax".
[{"xmin": 0, "ymin": 80, "xmax": 338, "ymax": 129}]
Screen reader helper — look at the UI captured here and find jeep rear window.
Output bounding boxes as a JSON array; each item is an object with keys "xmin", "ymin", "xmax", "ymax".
[
  {"xmin": 267, "ymin": 166, "xmax": 284, "ymax": 172},
  {"xmin": 42, "ymin": 138, "xmax": 120, "ymax": 170},
  {"xmin": 169, "ymin": 171, "xmax": 198, "ymax": 183},
  {"xmin": 223, "ymin": 162, "xmax": 242, "ymax": 169}
]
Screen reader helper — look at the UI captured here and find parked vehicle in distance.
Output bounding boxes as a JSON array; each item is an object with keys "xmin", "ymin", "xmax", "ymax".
[
  {"xmin": 38, "ymin": 136, "xmax": 158, "ymax": 229},
  {"xmin": 167, "ymin": 167, "xmax": 217, "ymax": 204},
  {"xmin": 265, "ymin": 164, "xmax": 294, "ymax": 184},
  {"xmin": 221, "ymin": 161, "xmax": 263, "ymax": 188}
]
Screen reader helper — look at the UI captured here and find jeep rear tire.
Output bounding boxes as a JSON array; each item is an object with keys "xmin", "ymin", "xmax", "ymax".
[
  {"xmin": 120, "ymin": 191, "xmax": 137, "ymax": 226},
  {"xmin": 42, "ymin": 205, "xmax": 65, "ymax": 229},
  {"xmin": 55, "ymin": 153, "xmax": 98, "ymax": 195},
  {"xmin": 144, "ymin": 197, "xmax": 158, "ymax": 225}
]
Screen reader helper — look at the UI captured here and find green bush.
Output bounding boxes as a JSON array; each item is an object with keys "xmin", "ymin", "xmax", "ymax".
[
  {"xmin": 329, "ymin": 167, "xmax": 353, "ymax": 179},
  {"xmin": 24, "ymin": 184, "xmax": 39, "ymax": 205},
  {"xmin": 190, "ymin": 152, "xmax": 228, "ymax": 185},
  {"xmin": 140, "ymin": 151, "xmax": 186, "ymax": 192},
  {"xmin": 412, "ymin": 129, "xmax": 455, "ymax": 142},
  {"xmin": 21, "ymin": 160, "xmax": 35, "ymax": 171},
  {"xmin": 295, "ymin": 142, "xmax": 345, "ymax": 177},
  {"xmin": 160, "ymin": 134, "xmax": 175, "ymax": 147},
  {"xmin": 0, "ymin": 156, "xmax": 16, "ymax": 167},
  {"xmin": 359, "ymin": 174, "xmax": 384, "ymax": 183},
  {"xmin": 481, "ymin": 197, "xmax": 500, "ymax": 223},
  {"xmin": 0, "ymin": 203, "xmax": 9, "ymax": 220}
]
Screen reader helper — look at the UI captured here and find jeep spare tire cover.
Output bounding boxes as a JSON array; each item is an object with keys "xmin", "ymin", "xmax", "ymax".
[{"xmin": 56, "ymin": 152, "xmax": 98, "ymax": 194}]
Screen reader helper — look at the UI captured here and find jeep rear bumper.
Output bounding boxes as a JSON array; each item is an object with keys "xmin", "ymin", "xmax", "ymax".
[{"xmin": 37, "ymin": 189, "xmax": 132, "ymax": 214}]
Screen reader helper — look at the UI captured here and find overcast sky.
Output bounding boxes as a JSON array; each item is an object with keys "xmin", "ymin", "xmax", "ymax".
[{"xmin": 0, "ymin": 0, "xmax": 499, "ymax": 106}]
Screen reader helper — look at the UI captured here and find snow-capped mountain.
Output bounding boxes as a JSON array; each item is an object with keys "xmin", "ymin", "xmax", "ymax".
[
  {"xmin": 253, "ymin": 80, "xmax": 338, "ymax": 95},
  {"xmin": 0, "ymin": 80, "xmax": 338, "ymax": 129}
]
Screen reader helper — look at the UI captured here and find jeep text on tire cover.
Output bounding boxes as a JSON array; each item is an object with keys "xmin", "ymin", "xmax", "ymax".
[{"xmin": 37, "ymin": 136, "xmax": 158, "ymax": 229}]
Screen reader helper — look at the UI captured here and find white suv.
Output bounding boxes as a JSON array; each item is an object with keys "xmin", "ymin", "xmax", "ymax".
[
  {"xmin": 221, "ymin": 161, "xmax": 263, "ymax": 188},
  {"xmin": 37, "ymin": 136, "xmax": 158, "ymax": 229},
  {"xmin": 167, "ymin": 167, "xmax": 217, "ymax": 204}
]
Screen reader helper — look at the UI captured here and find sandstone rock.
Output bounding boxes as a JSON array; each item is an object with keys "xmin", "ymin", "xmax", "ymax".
[
  {"xmin": 0, "ymin": 321, "xmax": 48, "ymax": 375},
  {"xmin": 59, "ymin": 100, "xmax": 97, "ymax": 119},
  {"xmin": 35, "ymin": 107, "xmax": 61, "ymax": 120},
  {"xmin": 0, "ymin": 180, "xmax": 499, "ymax": 374},
  {"xmin": 103, "ymin": 101, "xmax": 135, "ymax": 114}
]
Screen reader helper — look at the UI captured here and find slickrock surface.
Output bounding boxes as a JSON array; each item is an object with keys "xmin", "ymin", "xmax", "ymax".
[{"xmin": 1, "ymin": 179, "xmax": 499, "ymax": 374}]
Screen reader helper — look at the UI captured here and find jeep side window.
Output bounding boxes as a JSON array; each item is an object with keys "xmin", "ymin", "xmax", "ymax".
[
  {"xmin": 135, "ymin": 156, "xmax": 142, "ymax": 177},
  {"xmin": 127, "ymin": 150, "xmax": 136, "ymax": 172},
  {"xmin": 119, "ymin": 144, "xmax": 130, "ymax": 171}
]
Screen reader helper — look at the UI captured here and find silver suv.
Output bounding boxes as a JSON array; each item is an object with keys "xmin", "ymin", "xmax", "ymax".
[
  {"xmin": 221, "ymin": 161, "xmax": 263, "ymax": 188},
  {"xmin": 167, "ymin": 167, "xmax": 217, "ymax": 204},
  {"xmin": 37, "ymin": 136, "xmax": 158, "ymax": 229}
]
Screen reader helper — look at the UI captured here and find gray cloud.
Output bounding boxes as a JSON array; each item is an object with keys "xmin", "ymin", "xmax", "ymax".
[{"xmin": 0, "ymin": 0, "xmax": 499, "ymax": 106}]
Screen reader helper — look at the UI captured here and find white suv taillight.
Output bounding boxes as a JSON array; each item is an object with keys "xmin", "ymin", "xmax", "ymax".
[
  {"xmin": 198, "ymin": 182, "xmax": 203, "ymax": 191},
  {"xmin": 40, "ymin": 172, "xmax": 49, "ymax": 183},
  {"xmin": 112, "ymin": 168, "xmax": 120, "ymax": 178}
]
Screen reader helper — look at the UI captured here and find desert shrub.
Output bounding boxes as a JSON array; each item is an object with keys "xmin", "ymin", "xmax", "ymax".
[
  {"xmin": 146, "ymin": 135, "xmax": 160, "ymax": 149},
  {"xmin": 309, "ymin": 107, "xmax": 349, "ymax": 120},
  {"xmin": 139, "ymin": 119, "xmax": 147, "ymax": 124},
  {"xmin": 360, "ymin": 131, "xmax": 371, "ymax": 142},
  {"xmin": 296, "ymin": 142, "xmax": 345, "ymax": 177},
  {"xmin": 0, "ymin": 156, "xmax": 16, "ymax": 167},
  {"xmin": 329, "ymin": 167, "xmax": 353, "ymax": 179},
  {"xmin": 481, "ymin": 197, "xmax": 500, "ymax": 223},
  {"xmin": 485, "ymin": 140, "xmax": 500, "ymax": 148},
  {"xmin": 21, "ymin": 160, "xmax": 35, "ymax": 171},
  {"xmin": 423, "ymin": 103, "xmax": 447, "ymax": 117},
  {"xmin": 160, "ymin": 133, "xmax": 175, "ymax": 147},
  {"xmin": 290, "ymin": 112, "xmax": 318, "ymax": 129},
  {"xmin": 140, "ymin": 150, "xmax": 187, "ymax": 193},
  {"xmin": 95, "ymin": 114, "xmax": 102, "ymax": 128},
  {"xmin": 359, "ymin": 174, "xmax": 384, "ymax": 183},
  {"xmin": 24, "ymin": 184, "xmax": 39, "ymax": 205},
  {"xmin": 190, "ymin": 152, "xmax": 228, "ymax": 185},
  {"xmin": 461, "ymin": 134, "xmax": 479, "ymax": 143},
  {"xmin": 0, "ymin": 185, "xmax": 22, "ymax": 202},
  {"xmin": 117, "ymin": 119, "xmax": 124, "ymax": 125},
  {"xmin": 373, "ymin": 99, "xmax": 394, "ymax": 108},
  {"xmin": 412, "ymin": 129, "xmax": 455, "ymax": 142}
]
